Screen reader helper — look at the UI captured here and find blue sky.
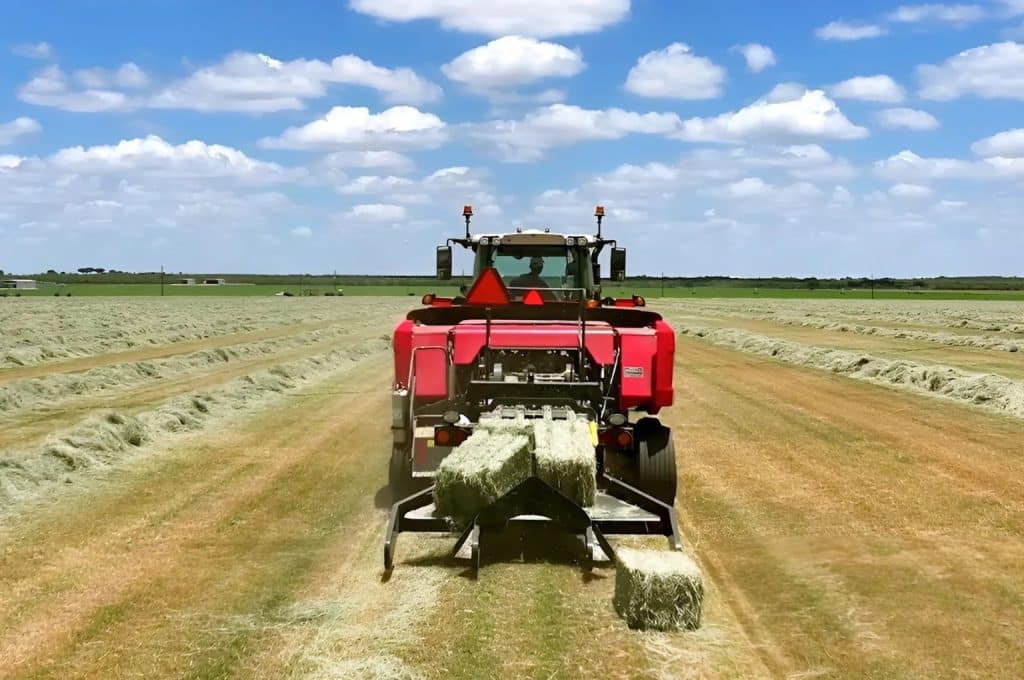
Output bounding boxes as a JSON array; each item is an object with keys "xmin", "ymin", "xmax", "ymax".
[{"xmin": 2, "ymin": 0, "xmax": 1023, "ymax": 277}]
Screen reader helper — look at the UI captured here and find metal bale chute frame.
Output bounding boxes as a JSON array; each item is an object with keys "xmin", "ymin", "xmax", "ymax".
[
  {"xmin": 384, "ymin": 470, "xmax": 682, "ymax": 574},
  {"xmin": 384, "ymin": 206, "xmax": 682, "ymax": 575}
]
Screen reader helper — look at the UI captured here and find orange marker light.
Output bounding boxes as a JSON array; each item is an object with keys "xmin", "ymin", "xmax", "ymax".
[
  {"xmin": 594, "ymin": 205, "xmax": 605, "ymax": 217},
  {"xmin": 463, "ymin": 205, "xmax": 474, "ymax": 217}
]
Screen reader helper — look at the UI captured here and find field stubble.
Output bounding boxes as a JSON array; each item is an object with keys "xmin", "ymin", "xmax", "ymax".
[{"xmin": 1, "ymin": 296, "xmax": 1023, "ymax": 678}]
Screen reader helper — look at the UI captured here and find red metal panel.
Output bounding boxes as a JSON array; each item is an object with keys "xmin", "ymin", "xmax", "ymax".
[
  {"xmin": 450, "ymin": 320, "xmax": 616, "ymax": 365},
  {"xmin": 616, "ymin": 328, "xmax": 656, "ymax": 410},
  {"xmin": 411, "ymin": 325, "xmax": 450, "ymax": 400},
  {"xmin": 652, "ymin": 319, "xmax": 676, "ymax": 411},
  {"xmin": 392, "ymin": 319, "xmax": 413, "ymax": 389}
]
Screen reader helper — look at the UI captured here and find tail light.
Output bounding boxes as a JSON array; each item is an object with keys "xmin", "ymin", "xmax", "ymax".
[
  {"xmin": 599, "ymin": 427, "xmax": 633, "ymax": 451},
  {"xmin": 434, "ymin": 425, "xmax": 469, "ymax": 447}
]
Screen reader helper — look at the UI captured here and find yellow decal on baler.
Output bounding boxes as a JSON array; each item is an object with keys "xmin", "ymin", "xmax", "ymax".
[{"xmin": 589, "ymin": 421, "xmax": 598, "ymax": 446}]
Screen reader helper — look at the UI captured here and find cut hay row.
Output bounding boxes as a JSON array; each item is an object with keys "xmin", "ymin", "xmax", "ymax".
[
  {"xmin": 0, "ymin": 297, "xmax": 410, "ymax": 368},
  {"xmin": 679, "ymin": 325, "xmax": 1024, "ymax": 420},
  {"xmin": 0, "ymin": 325, "xmax": 358, "ymax": 418},
  {"xmin": 658, "ymin": 299, "xmax": 1024, "ymax": 333},
  {"xmin": 0, "ymin": 336, "xmax": 391, "ymax": 514},
  {"xmin": 676, "ymin": 311, "xmax": 1024, "ymax": 353}
]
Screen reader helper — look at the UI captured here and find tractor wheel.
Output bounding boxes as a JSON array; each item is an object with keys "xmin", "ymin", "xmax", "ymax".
[
  {"xmin": 634, "ymin": 417, "xmax": 677, "ymax": 506},
  {"xmin": 389, "ymin": 445, "xmax": 412, "ymax": 499}
]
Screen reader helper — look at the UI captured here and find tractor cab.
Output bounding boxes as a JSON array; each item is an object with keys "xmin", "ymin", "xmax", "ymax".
[{"xmin": 435, "ymin": 206, "xmax": 627, "ymax": 304}]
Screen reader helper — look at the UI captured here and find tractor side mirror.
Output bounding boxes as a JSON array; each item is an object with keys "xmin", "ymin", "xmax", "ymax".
[
  {"xmin": 436, "ymin": 245, "xmax": 452, "ymax": 280},
  {"xmin": 610, "ymin": 247, "xmax": 627, "ymax": 282}
]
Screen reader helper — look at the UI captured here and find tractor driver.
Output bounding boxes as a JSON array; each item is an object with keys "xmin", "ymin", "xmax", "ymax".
[{"xmin": 508, "ymin": 255, "xmax": 550, "ymax": 290}]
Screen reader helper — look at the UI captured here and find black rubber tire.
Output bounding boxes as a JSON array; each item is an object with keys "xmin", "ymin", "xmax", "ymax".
[
  {"xmin": 389, "ymin": 445, "xmax": 412, "ymax": 498},
  {"xmin": 634, "ymin": 417, "xmax": 677, "ymax": 506}
]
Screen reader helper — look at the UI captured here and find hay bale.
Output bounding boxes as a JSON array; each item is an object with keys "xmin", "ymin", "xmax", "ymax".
[
  {"xmin": 432, "ymin": 430, "xmax": 531, "ymax": 523},
  {"xmin": 533, "ymin": 416, "xmax": 596, "ymax": 506},
  {"xmin": 614, "ymin": 547, "xmax": 704, "ymax": 631}
]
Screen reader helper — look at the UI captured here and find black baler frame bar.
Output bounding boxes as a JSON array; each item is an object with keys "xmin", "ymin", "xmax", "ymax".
[{"xmin": 383, "ymin": 473, "xmax": 682, "ymax": 574}]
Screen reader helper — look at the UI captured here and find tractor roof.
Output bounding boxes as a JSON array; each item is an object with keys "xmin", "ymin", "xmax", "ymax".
[{"xmin": 470, "ymin": 229, "xmax": 596, "ymax": 246}]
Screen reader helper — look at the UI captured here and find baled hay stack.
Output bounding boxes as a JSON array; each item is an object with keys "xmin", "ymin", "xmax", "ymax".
[
  {"xmin": 533, "ymin": 416, "xmax": 596, "ymax": 506},
  {"xmin": 432, "ymin": 430, "xmax": 531, "ymax": 523},
  {"xmin": 614, "ymin": 547, "xmax": 704, "ymax": 631}
]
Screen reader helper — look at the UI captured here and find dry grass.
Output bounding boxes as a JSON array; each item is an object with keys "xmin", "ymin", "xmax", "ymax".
[
  {"xmin": 0, "ymin": 297, "xmax": 406, "ymax": 368},
  {"xmin": 679, "ymin": 325, "xmax": 1024, "ymax": 419}
]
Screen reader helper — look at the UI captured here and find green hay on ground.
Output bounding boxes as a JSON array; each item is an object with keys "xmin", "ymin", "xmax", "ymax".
[
  {"xmin": 614, "ymin": 547, "xmax": 704, "ymax": 631},
  {"xmin": 533, "ymin": 415, "xmax": 596, "ymax": 506},
  {"xmin": 432, "ymin": 430, "xmax": 531, "ymax": 523}
]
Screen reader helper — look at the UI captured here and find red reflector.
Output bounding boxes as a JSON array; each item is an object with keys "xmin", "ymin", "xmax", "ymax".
[
  {"xmin": 465, "ymin": 267, "xmax": 510, "ymax": 306},
  {"xmin": 615, "ymin": 430, "xmax": 633, "ymax": 449},
  {"xmin": 613, "ymin": 298, "xmax": 636, "ymax": 307},
  {"xmin": 435, "ymin": 428, "xmax": 451, "ymax": 446},
  {"xmin": 522, "ymin": 289, "xmax": 544, "ymax": 306}
]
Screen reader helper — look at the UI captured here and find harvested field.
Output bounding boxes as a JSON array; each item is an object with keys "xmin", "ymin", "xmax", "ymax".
[{"xmin": 1, "ymin": 296, "xmax": 1023, "ymax": 678}]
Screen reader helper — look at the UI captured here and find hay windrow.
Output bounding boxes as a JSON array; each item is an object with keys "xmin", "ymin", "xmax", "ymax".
[
  {"xmin": 432, "ymin": 430, "xmax": 532, "ymax": 523},
  {"xmin": 679, "ymin": 325, "xmax": 1024, "ymax": 419},
  {"xmin": 0, "ymin": 326, "xmax": 355, "ymax": 418},
  {"xmin": 614, "ymin": 547, "xmax": 704, "ymax": 631},
  {"xmin": 0, "ymin": 337, "xmax": 391, "ymax": 514},
  {"xmin": 0, "ymin": 297, "xmax": 410, "ymax": 368}
]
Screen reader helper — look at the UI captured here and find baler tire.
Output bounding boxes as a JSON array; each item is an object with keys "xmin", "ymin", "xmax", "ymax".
[
  {"xmin": 634, "ymin": 417, "xmax": 677, "ymax": 506},
  {"xmin": 389, "ymin": 445, "xmax": 412, "ymax": 498}
]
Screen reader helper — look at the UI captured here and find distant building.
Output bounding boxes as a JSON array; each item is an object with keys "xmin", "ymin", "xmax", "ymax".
[
  {"xmin": 203, "ymin": 278, "xmax": 227, "ymax": 285},
  {"xmin": 1, "ymin": 279, "xmax": 38, "ymax": 289},
  {"xmin": 178, "ymin": 278, "xmax": 196, "ymax": 285}
]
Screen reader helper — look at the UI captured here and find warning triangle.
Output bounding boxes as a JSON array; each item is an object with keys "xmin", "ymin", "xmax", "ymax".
[
  {"xmin": 465, "ymin": 267, "xmax": 510, "ymax": 306},
  {"xmin": 522, "ymin": 289, "xmax": 545, "ymax": 306}
]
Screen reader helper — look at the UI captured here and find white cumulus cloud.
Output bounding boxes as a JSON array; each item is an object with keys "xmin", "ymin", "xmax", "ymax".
[
  {"xmin": 625, "ymin": 43, "xmax": 726, "ymax": 99},
  {"xmin": 18, "ymin": 65, "xmax": 133, "ymax": 112},
  {"xmin": 49, "ymin": 135, "xmax": 301, "ymax": 183},
  {"xmin": 829, "ymin": 75, "xmax": 906, "ymax": 103},
  {"xmin": 442, "ymin": 36, "xmax": 584, "ymax": 96},
  {"xmin": 889, "ymin": 183, "xmax": 934, "ymax": 199},
  {"xmin": 319, "ymin": 150, "xmax": 415, "ymax": 174},
  {"xmin": 876, "ymin": 108, "xmax": 940, "ymax": 130},
  {"xmin": 344, "ymin": 203, "xmax": 407, "ymax": 221},
  {"xmin": 261, "ymin": 106, "xmax": 448, "ymax": 151},
  {"xmin": 152, "ymin": 52, "xmax": 441, "ymax": 111},
  {"xmin": 675, "ymin": 90, "xmax": 868, "ymax": 143},
  {"xmin": 887, "ymin": 4, "xmax": 986, "ymax": 24},
  {"xmin": 918, "ymin": 41, "xmax": 1024, "ymax": 100},
  {"xmin": 348, "ymin": 0, "xmax": 630, "ymax": 38},
  {"xmin": 469, "ymin": 104, "xmax": 682, "ymax": 161},
  {"xmin": 0, "ymin": 117, "xmax": 42, "ymax": 146},
  {"xmin": 732, "ymin": 44, "xmax": 776, "ymax": 73},
  {"xmin": 971, "ymin": 128, "xmax": 1024, "ymax": 156},
  {"xmin": 12, "ymin": 42, "xmax": 53, "ymax": 59},
  {"xmin": 815, "ymin": 21, "xmax": 888, "ymax": 40}
]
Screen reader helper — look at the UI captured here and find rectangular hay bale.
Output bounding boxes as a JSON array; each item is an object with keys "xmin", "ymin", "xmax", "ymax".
[
  {"xmin": 432, "ymin": 430, "xmax": 531, "ymax": 523},
  {"xmin": 533, "ymin": 417, "xmax": 596, "ymax": 507},
  {"xmin": 613, "ymin": 547, "xmax": 704, "ymax": 631}
]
